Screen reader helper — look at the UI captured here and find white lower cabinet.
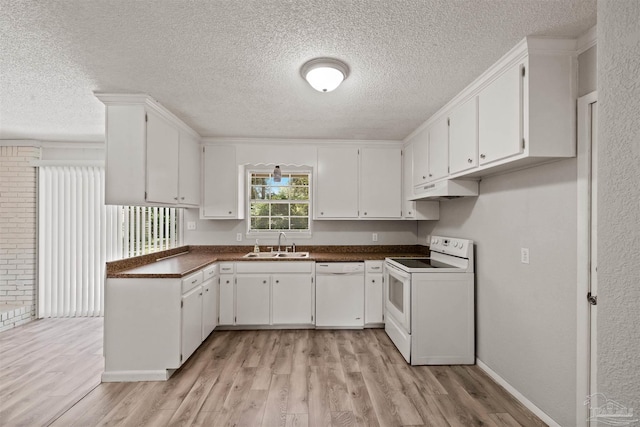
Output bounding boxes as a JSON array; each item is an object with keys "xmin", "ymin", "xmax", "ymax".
[
  {"xmin": 218, "ymin": 263, "xmax": 235, "ymax": 325},
  {"xmin": 181, "ymin": 285, "xmax": 203, "ymax": 363},
  {"xmin": 364, "ymin": 261, "xmax": 384, "ymax": 325},
  {"xmin": 201, "ymin": 265, "xmax": 219, "ymax": 340},
  {"xmin": 272, "ymin": 274, "xmax": 314, "ymax": 325},
  {"xmin": 235, "ymin": 275, "xmax": 270, "ymax": 325}
]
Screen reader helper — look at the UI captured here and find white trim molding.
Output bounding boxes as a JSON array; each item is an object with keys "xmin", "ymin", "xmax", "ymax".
[
  {"xmin": 476, "ymin": 359, "xmax": 561, "ymax": 427},
  {"xmin": 577, "ymin": 26, "xmax": 597, "ymax": 55}
]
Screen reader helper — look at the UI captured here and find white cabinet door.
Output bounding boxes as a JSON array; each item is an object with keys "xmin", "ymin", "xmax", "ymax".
[
  {"xmin": 201, "ymin": 278, "xmax": 218, "ymax": 340},
  {"xmin": 478, "ymin": 63, "xmax": 523, "ymax": 165},
  {"xmin": 219, "ymin": 275, "xmax": 235, "ymax": 325},
  {"xmin": 272, "ymin": 274, "xmax": 313, "ymax": 325},
  {"xmin": 412, "ymin": 128, "xmax": 430, "ymax": 187},
  {"xmin": 315, "ymin": 274, "xmax": 364, "ymax": 327},
  {"xmin": 236, "ymin": 275, "xmax": 270, "ymax": 325},
  {"xmin": 365, "ymin": 261, "xmax": 384, "ymax": 325},
  {"xmin": 146, "ymin": 110, "xmax": 180, "ymax": 204},
  {"xmin": 315, "ymin": 146, "xmax": 359, "ymax": 219},
  {"xmin": 178, "ymin": 131, "xmax": 201, "ymax": 206},
  {"xmin": 449, "ymin": 96, "xmax": 479, "ymax": 174},
  {"xmin": 202, "ymin": 145, "xmax": 242, "ymax": 218},
  {"xmin": 428, "ymin": 116, "xmax": 449, "ymax": 181},
  {"xmin": 181, "ymin": 285, "xmax": 203, "ymax": 364},
  {"xmin": 360, "ymin": 147, "xmax": 402, "ymax": 218}
]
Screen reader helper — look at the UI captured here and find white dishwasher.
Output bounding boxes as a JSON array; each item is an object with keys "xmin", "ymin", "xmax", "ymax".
[{"xmin": 315, "ymin": 262, "xmax": 365, "ymax": 328}]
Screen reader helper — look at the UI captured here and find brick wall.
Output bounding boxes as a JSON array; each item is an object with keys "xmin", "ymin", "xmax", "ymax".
[{"xmin": 0, "ymin": 146, "xmax": 39, "ymax": 331}]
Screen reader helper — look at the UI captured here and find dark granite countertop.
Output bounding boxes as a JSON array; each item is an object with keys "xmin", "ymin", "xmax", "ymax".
[{"xmin": 106, "ymin": 245, "xmax": 430, "ymax": 278}]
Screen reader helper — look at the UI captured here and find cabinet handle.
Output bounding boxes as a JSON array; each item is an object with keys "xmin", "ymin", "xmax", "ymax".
[
  {"xmin": 480, "ymin": 154, "xmax": 486, "ymax": 159},
  {"xmin": 468, "ymin": 158, "xmax": 472, "ymax": 163},
  {"xmin": 192, "ymin": 279, "xmax": 198, "ymax": 284}
]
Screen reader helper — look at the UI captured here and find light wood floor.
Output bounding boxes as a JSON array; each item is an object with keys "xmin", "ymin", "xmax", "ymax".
[{"xmin": 0, "ymin": 319, "xmax": 547, "ymax": 427}]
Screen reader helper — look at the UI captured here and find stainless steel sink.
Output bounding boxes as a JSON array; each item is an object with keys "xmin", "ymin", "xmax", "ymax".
[{"xmin": 243, "ymin": 252, "xmax": 309, "ymax": 259}]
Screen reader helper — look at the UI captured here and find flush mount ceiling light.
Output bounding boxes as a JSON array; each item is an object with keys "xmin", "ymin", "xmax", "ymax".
[{"xmin": 300, "ymin": 58, "xmax": 350, "ymax": 92}]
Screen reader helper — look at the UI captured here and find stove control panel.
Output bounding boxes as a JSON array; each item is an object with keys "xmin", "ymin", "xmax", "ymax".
[{"xmin": 430, "ymin": 236, "xmax": 473, "ymax": 258}]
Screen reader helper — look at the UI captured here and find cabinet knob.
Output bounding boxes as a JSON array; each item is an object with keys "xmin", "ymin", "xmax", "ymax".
[
  {"xmin": 275, "ymin": 280, "xmax": 279, "ymax": 283},
  {"xmin": 408, "ymin": 211, "xmax": 412, "ymax": 215},
  {"xmin": 422, "ymin": 175, "xmax": 426, "ymax": 179},
  {"xmin": 372, "ymin": 279, "xmax": 375, "ymax": 283},
  {"xmin": 480, "ymin": 154, "xmax": 486, "ymax": 159},
  {"xmin": 468, "ymin": 158, "xmax": 473, "ymax": 163},
  {"xmin": 363, "ymin": 212, "xmax": 367, "ymax": 215},
  {"xmin": 228, "ymin": 211, "xmax": 232, "ymax": 215},
  {"xmin": 181, "ymin": 197, "xmax": 185, "ymax": 200},
  {"xmin": 206, "ymin": 288, "xmax": 209, "ymax": 292},
  {"xmin": 263, "ymin": 280, "xmax": 267, "ymax": 284},
  {"xmin": 199, "ymin": 293, "xmax": 202, "ymax": 296},
  {"xmin": 429, "ymin": 173, "xmax": 433, "ymax": 177},
  {"xmin": 174, "ymin": 197, "xmax": 179, "ymax": 200}
]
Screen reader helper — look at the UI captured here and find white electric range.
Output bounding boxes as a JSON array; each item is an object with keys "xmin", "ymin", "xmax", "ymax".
[{"xmin": 384, "ymin": 235, "xmax": 475, "ymax": 365}]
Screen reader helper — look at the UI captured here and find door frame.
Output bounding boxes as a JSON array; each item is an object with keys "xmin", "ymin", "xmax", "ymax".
[{"xmin": 576, "ymin": 90, "xmax": 598, "ymax": 427}]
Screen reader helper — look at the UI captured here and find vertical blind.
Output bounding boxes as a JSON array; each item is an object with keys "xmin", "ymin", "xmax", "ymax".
[{"xmin": 38, "ymin": 166, "xmax": 180, "ymax": 318}]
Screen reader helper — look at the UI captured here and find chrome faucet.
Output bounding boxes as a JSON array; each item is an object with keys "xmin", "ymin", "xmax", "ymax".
[{"xmin": 277, "ymin": 231, "xmax": 287, "ymax": 252}]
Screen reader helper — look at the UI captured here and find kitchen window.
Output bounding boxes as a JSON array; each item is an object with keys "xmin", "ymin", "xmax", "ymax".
[{"xmin": 247, "ymin": 170, "xmax": 311, "ymax": 235}]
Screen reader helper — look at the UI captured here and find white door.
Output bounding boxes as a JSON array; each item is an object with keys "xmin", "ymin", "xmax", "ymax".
[
  {"xmin": 181, "ymin": 285, "xmax": 203, "ymax": 364},
  {"xmin": 201, "ymin": 278, "xmax": 218, "ymax": 340},
  {"xmin": 272, "ymin": 274, "xmax": 313, "ymax": 324},
  {"xmin": 202, "ymin": 145, "xmax": 239, "ymax": 218},
  {"xmin": 478, "ymin": 63, "xmax": 523, "ymax": 165},
  {"xmin": 235, "ymin": 275, "xmax": 270, "ymax": 325},
  {"xmin": 178, "ymin": 131, "xmax": 201, "ymax": 206},
  {"xmin": 576, "ymin": 92, "xmax": 598, "ymax": 427},
  {"xmin": 360, "ymin": 147, "xmax": 402, "ymax": 218},
  {"xmin": 316, "ymin": 146, "xmax": 359, "ymax": 218},
  {"xmin": 428, "ymin": 117, "xmax": 449, "ymax": 181},
  {"xmin": 412, "ymin": 128, "xmax": 430, "ymax": 186},
  {"xmin": 449, "ymin": 96, "xmax": 479, "ymax": 174},
  {"xmin": 146, "ymin": 110, "xmax": 179, "ymax": 204},
  {"xmin": 218, "ymin": 275, "xmax": 235, "ymax": 325}
]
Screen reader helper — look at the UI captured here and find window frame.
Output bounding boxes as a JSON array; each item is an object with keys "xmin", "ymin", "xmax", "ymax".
[{"xmin": 245, "ymin": 167, "xmax": 313, "ymax": 238}]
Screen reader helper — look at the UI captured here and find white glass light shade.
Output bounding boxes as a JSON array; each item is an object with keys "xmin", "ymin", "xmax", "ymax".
[{"xmin": 301, "ymin": 58, "xmax": 349, "ymax": 92}]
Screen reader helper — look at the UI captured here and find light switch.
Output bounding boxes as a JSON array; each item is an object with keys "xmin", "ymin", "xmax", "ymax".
[
  {"xmin": 372, "ymin": 233, "xmax": 378, "ymax": 242},
  {"xmin": 236, "ymin": 233, "xmax": 243, "ymax": 242},
  {"xmin": 521, "ymin": 248, "xmax": 530, "ymax": 264}
]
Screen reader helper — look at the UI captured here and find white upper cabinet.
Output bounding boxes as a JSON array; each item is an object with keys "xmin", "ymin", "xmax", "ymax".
[
  {"xmin": 178, "ymin": 131, "xmax": 201, "ymax": 206},
  {"xmin": 360, "ymin": 147, "xmax": 402, "ymax": 219},
  {"xmin": 95, "ymin": 93, "xmax": 201, "ymax": 207},
  {"xmin": 411, "ymin": 128, "xmax": 430, "ymax": 187},
  {"xmin": 402, "ymin": 144, "xmax": 439, "ymax": 220},
  {"xmin": 449, "ymin": 96, "xmax": 479, "ymax": 174},
  {"xmin": 146, "ymin": 110, "xmax": 180, "ymax": 204},
  {"xmin": 201, "ymin": 145, "xmax": 244, "ymax": 219},
  {"xmin": 427, "ymin": 116, "xmax": 449, "ymax": 181},
  {"xmin": 315, "ymin": 145, "xmax": 403, "ymax": 220},
  {"xmin": 478, "ymin": 64, "xmax": 523, "ymax": 165},
  {"xmin": 315, "ymin": 146, "xmax": 359, "ymax": 219}
]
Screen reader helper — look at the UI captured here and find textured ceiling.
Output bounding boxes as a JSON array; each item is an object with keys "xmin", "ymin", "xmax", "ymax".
[{"xmin": 0, "ymin": 0, "xmax": 596, "ymax": 142}]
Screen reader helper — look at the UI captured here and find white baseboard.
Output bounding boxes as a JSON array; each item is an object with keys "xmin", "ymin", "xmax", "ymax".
[
  {"xmin": 101, "ymin": 369, "xmax": 171, "ymax": 382},
  {"xmin": 476, "ymin": 359, "xmax": 560, "ymax": 427}
]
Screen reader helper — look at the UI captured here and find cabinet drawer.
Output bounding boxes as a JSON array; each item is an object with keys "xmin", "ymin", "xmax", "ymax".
[
  {"xmin": 219, "ymin": 263, "xmax": 234, "ymax": 274},
  {"xmin": 365, "ymin": 261, "xmax": 384, "ymax": 273},
  {"xmin": 203, "ymin": 264, "xmax": 218, "ymax": 280},
  {"xmin": 182, "ymin": 271, "xmax": 203, "ymax": 294}
]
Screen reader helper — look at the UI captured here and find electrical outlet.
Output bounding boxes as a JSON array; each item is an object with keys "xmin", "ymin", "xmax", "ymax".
[
  {"xmin": 186, "ymin": 221, "xmax": 196, "ymax": 230},
  {"xmin": 426, "ymin": 234, "xmax": 431, "ymax": 244},
  {"xmin": 521, "ymin": 248, "xmax": 530, "ymax": 264},
  {"xmin": 236, "ymin": 233, "xmax": 243, "ymax": 242},
  {"xmin": 372, "ymin": 233, "xmax": 378, "ymax": 242}
]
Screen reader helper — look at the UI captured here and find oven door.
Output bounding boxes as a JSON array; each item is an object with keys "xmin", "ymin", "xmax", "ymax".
[{"xmin": 384, "ymin": 262, "xmax": 411, "ymax": 333}]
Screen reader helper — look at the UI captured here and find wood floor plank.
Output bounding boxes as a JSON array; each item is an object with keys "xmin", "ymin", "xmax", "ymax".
[
  {"xmin": 307, "ymin": 365, "xmax": 332, "ymax": 427},
  {"xmin": 285, "ymin": 413, "xmax": 310, "ymax": 427},
  {"xmin": 261, "ymin": 374, "xmax": 290, "ymax": 427},
  {"xmin": 343, "ymin": 371, "xmax": 381, "ymax": 427},
  {"xmin": 489, "ymin": 412, "xmax": 524, "ymax": 427},
  {"xmin": 287, "ymin": 363, "xmax": 309, "ymax": 414},
  {"xmin": 331, "ymin": 410, "xmax": 357, "ymax": 427}
]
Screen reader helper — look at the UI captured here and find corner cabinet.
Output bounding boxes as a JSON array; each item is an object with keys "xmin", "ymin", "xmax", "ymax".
[
  {"xmin": 315, "ymin": 145, "xmax": 402, "ymax": 220},
  {"xmin": 95, "ymin": 93, "xmax": 201, "ymax": 207},
  {"xmin": 402, "ymin": 143, "xmax": 439, "ymax": 220},
  {"xmin": 201, "ymin": 145, "xmax": 245, "ymax": 219}
]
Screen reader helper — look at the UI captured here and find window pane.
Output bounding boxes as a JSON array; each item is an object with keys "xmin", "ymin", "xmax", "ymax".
[
  {"xmin": 271, "ymin": 203, "xmax": 289, "ymax": 217},
  {"xmin": 270, "ymin": 186, "xmax": 289, "ymax": 200},
  {"xmin": 251, "ymin": 203, "xmax": 269, "ymax": 216},
  {"xmin": 290, "ymin": 187, "xmax": 309, "ymax": 200},
  {"xmin": 291, "ymin": 217, "xmax": 309, "ymax": 230},
  {"xmin": 251, "ymin": 186, "xmax": 268, "ymax": 200},
  {"xmin": 251, "ymin": 217, "xmax": 269, "ymax": 230},
  {"xmin": 270, "ymin": 217, "xmax": 289, "ymax": 229},
  {"xmin": 252, "ymin": 174, "xmax": 269, "ymax": 185},
  {"xmin": 290, "ymin": 203, "xmax": 308, "ymax": 216},
  {"xmin": 290, "ymin": 175, "xmax": 309, "ymax": 186}
]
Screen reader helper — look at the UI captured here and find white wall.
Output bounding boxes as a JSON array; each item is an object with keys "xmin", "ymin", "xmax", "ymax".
[
  {"xmin": 419, "ymin": 159, "xmax": 579, "ymax": 425},
  {"xmin": 597, "ymin": 0, "xmax": 640, "ymax": 415}
]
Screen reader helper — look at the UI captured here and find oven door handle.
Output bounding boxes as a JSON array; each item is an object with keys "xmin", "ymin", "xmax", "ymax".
[{"xmin": 385, "ymin": 262, "xmax": 411, "ymax": 280}]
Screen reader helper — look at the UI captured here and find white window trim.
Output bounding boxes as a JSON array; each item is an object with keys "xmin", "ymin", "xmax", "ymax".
[{"xmin": 245, "ymin": 167, "xmax": 313, "ymax": 239}]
